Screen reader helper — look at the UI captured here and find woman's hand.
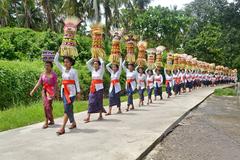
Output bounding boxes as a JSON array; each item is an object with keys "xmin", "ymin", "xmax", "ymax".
[{"xmin": 30, "ymin": 90, "xmax": 34, "ymax": 97}]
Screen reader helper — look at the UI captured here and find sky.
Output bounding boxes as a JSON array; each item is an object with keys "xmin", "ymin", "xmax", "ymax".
[{"xmin": 149, "ymin": 0, "xmax": 235, "ymax": 9}]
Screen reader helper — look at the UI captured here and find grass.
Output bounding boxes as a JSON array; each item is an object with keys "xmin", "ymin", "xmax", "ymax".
[
  {"xmin": 214, "ymin": 88, "xmax": 237, "ymax": 96},
  {"xmin": 0, "ymin": 89, "xmax": 159, "ymax": 132}
]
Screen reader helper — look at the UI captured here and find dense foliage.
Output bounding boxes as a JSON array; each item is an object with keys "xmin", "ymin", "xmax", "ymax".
[
  {"xmin": 0, "ymin": 27, "xmax": 93, "ymax": 62},
  {"xmin": 0, "ymin": 60, "xmax": 42, "ymax": 109}
]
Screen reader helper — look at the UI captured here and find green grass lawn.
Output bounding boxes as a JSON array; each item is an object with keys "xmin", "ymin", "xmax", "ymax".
[
  {"xmin": 0, "ymin": 92, "xmax": 145, "ymax": 132},
  {"xmin": 214, "ymin": 88, "xmax": 237, "ymax": 96}
]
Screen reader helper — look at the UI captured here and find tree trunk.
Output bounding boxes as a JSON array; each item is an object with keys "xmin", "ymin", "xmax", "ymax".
[{"xmin": 46, "ymin": 0, "xmax": 55, "ymax": 31}]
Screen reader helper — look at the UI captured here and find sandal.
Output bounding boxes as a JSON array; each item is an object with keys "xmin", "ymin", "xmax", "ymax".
[
  {"xmin": 69, "ymin": 124, "xmax": 77, "ymax": 129},
  {"xmin": 48, "ymin": 121, "xmax": 55, "ymax": 125},
  {"xmin": 56, "ymin": 128, "xmax": 65, "ymax": 135},
  {"xmin": 98, "ymin": 117, "xmax": 103, "ymax": 121},
  {"xmin": 84, "ymin": 118, "xmax": 90, "ymax": 123},
  {"xmin": 105, "ymin": 113, "xmax": 111, "ymax": 116},
  {"xmin": 117, "ymin": 110, "xmax": 122, "ymax": 114},
  {"xmin": 42, "ymin": 124, "xmax": 48, "ymax": 129},
  {"xmin": 125, "ymin": 109, "xmax": 129, "ymax": 112}
]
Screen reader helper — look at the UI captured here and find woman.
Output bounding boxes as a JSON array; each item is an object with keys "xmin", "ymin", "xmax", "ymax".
[
  {"xmin": 122, "ymin": 60, "xmax": 137, "ymax": 111},
  {"xmin": 84, "ymin": 58, "xmax": 106, "ymax": 123},
  {"xmin": 105, "ymin": 58, "xmax": 122, "ymax": 115},
  {"xmin": 30, "ymin": 61, "xmax": 58, "ymax": 129},
  {"xmin": 186, "ymin": 69, "xmax": 193, "ymax": 92},
  {"xmin": 146, "ymin": 69, "xmax": 154, "ymax": 104},
  {"xmin": 136, "ymin": 66, "xmax": 146, "ymax": 107},
  {"xmin": 153, "ymin": 68, "xmax": 163, "ymax": 100},
  {"xmin": 180, "ymin": 69, "xmax": 187, "ymax": 93},
  {"xmin": 164, "ymin": 69, "xmax": 173, "ymax": 98},
  {"xmin": 172, "ymin": 69, "xmax": 180, "ymax": 95},
  {"xmin": 54, "ymin": 52, "xmax": 81, "ymax": 135}
]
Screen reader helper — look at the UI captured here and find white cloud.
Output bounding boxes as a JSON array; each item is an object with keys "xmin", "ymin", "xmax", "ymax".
[
  {"xmin": 149, "ymin": 0, "xmax": 193, "ymax": 9},
  {"xmin": 149, "ymin": 0, "xmax": 235, "ymax": 9}
]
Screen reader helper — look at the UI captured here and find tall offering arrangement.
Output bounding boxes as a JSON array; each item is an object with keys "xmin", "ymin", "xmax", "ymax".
[
  {"xmin": 91, "ymin": 23, "xmax": 105, "ymax": 59},
  {"xmin": 59, "ymin": 17, "xmax": 80, "ymax": 57},
  {"xmin": 124, "ymin": 33, "xmax": 138, "ymax": 64},
  {"xmin": 166, "ymin": 52, "xmax": 174, "ymax": 70},
  {"xmin": 146, "ymin": 48, "xmax": 156, "ymax": 70},
  {"xmin": 109, "ymin": 28, "xmax": 124, "ymax": 64},
  {"xmin": 155, "ymin": 45, "xmax": 165, "ymax": 69},
  {"xmin": 136, "ymin": 41, "xmax": 147, "ymax": 67}
]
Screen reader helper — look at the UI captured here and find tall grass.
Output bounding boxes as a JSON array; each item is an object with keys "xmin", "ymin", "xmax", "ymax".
[{"xmin": 214, "ymin": 88, "xmax": 237, "ymax": 96}]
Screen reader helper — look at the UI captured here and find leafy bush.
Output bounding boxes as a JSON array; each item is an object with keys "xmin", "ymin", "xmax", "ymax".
[
  {"xmin": 0, "ymin": 60, "xmax": 43, "ymax": 110},
  {"xmin": 0, "ymin": 27, "xmax": 93, "ymax": 62}
]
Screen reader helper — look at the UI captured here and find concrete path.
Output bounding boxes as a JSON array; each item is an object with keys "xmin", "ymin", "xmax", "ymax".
[{"xmin": 0, "ymin": 85, "xmax": 231, "ymax": 160}]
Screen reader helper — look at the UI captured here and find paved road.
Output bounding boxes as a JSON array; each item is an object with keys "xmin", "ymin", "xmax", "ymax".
[
  {"xmin": 0, "ymin": 85, "xmax": 231, "ymax": 160},
  {"xmin": 145, "ymin": 95, "xmax": 240, "ymax": 160}
]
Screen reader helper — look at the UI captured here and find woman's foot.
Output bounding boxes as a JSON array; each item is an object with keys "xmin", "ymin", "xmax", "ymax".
[
  {"xmin": 42, "ymin": 124, "xmax": 48, "ymax": 129},
  {"xmin": 130, "ymin": 105, "xmax": 135, "ymax": 110},
  {"xmin": 117, "ymin": 110, "xmax": 122, "ymax": 114},
  {"xmin": 98, "ymin": 116, "xmax": 103, "ymax": 120},
  {"xmin": 84, "ymin": 118, "xmax": 90, "ymax": 123},
  {"xmin": 69, "ymin": 123, "xmax": 77, "ymax": 129},
  {"xmin": 105, "ymin": 112, "xmax": 111, "ymax": 116},
  {"xmin": 56, "ymin": 128, "xmax": 65, "ymax": 135},
  {"xmin": 48, "ymin": 121, "xmax": 55, "ymax": 125},
  {"xmin": 125, "ymin": 108, "xmax": 129, "ymax": 112}
]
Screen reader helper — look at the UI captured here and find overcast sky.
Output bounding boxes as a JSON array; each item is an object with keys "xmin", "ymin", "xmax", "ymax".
[{"xmin": 149, "ymin": 0, "xmax": 235, "ymax": 9}]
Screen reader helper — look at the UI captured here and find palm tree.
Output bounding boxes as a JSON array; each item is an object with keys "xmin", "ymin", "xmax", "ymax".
[
  {"xmin": 39, "ymin": 0, "xmax": 55, "ymax": 30},
  {"xmin": 133, "ymin": 0, "xmax": 151, "ymax": 10},
  {"xmin": 0, "ymin": 0, "xmax": 10, "ymax": 26},
  {"xmin": 22, "ymin": 0, "xmax": 35, "ymax": 28}
]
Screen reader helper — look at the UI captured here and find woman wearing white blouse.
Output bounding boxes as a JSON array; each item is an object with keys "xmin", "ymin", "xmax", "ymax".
[
  {"xmin": 153, "ymin": 68, "xmax": 163, "ymax": 100},
  {"xmin": 172, "ymin": 69, "xmax": 180, "ymax": 95},
  {"xmin": 84, "ymin": 58, "xmax": 106, "ymax": 123},
  {"xmin": 136, "ymin": 66, "xmax": 146, "ymax": 107},
  {"xmin": 164, "ymin": 69, "xmax": 173, "ymax": 98},
  {"xmin": 186, "ymin": 69, "xmax": 193, "ymax": 92},
  {"xmin": 122, "ymin": 60, "xmax": 137, "ymax": 111},
  {"xmin": 54, "ymin": 52, "xmax": 81, "ymax": 135},
  {"xmin": 105, "ymin": 58, "xmax": 122, "ymax": 115},
  {"xmin": 146, "ymin": 68, "xmax": 154, "ymax": 104}
]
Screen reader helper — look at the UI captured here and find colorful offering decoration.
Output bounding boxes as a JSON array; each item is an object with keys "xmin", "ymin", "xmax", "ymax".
[
  {"xmin": 179, "ymin": 54, "xmax": 187, "ymax": 69},
  {"xmin": 59, "ymin": 17, "xmax": 80, "ymax": 57},
  {"xmin": 209, "ymin": 63, "xmax": 215, "ymax": 73},
  {"xmin": 146, "ymin": 48, "xmax": 156, "ymax": 70},
  {"xmin": 136, "ymin": 41, "xmax": 147, "ymax": 67},
  {"xmin": 186, "ymin": 55, "xmax": 193, "ymax": 70},
  {"xmin": 166, "ymin": 52, "xmax": 174, "ymax": 70},
  {"xmin": 124, "ymin": 34, "xmax": 138, "ymax": 64},
  {"xmin": 91, "ymin": 23, "xmax": 105, "ymax": 59},
  {"xmin": 42, "ymin": 50, "xmax": 55, "ymax": 62},
  {"xmin": 173, "ymin": 53, "xmax": 180, "ymax": 70},
  {"xmin": 191, "ymin": 58, "xmax": 198, "ymax": 70},
  {"xmin": 109, "ymin": 28, "xmax": 124, "ymax": 64},
  {"xmin": 155, "ymin": 45, "xmax": 165, "ymax": 69}
]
